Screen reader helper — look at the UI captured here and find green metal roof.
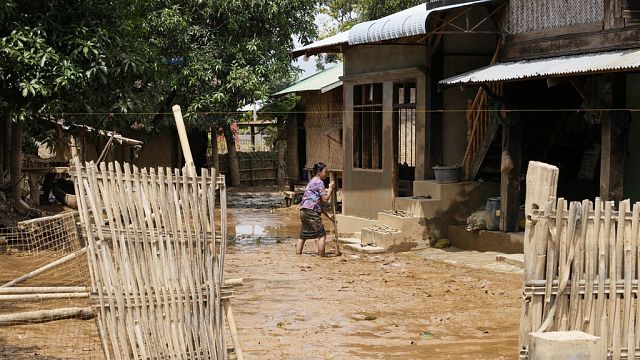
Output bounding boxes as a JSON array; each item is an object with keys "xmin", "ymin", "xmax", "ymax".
[{"xmin": 274, "ymin": 63, "xmax": 343, "ymax": 95}]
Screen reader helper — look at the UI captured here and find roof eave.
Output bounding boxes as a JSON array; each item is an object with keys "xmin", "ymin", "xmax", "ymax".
[{"xmin": 291, "ymin": 44, "xmax": 346, "ymax": 59}]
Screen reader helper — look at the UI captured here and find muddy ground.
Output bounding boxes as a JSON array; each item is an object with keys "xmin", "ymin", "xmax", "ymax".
[{"xmin": 0, "ymin": 186, "xmax": 523, "ymax": 359}]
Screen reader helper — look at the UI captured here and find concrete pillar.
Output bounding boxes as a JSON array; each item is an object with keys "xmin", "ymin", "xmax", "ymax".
[{"xmin": 529, "ymin": 331, "xmax": 604, "ymax": 360}]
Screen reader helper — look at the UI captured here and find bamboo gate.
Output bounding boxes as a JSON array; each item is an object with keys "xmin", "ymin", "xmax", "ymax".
[
  {"xmin": 521, "ymin": 197, "xmax": 640, "ymax": 359},
  {"xmin": 73, "ymin": 159, "xmax": 235, "ymax": 360}
]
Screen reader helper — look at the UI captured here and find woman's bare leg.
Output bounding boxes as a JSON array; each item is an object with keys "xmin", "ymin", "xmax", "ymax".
[
  {"xmin": 317, "ymin": 235, "xmax": 326, "ymax": 257},
  {"xmin": 296, "ymin": 239, "xmax": 305, "ymax": 255}
]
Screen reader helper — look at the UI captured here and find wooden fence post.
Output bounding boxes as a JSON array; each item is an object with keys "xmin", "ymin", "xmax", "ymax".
[{"xmin": 521, "ymin": 161, "xmax": 559, "ymax": 352}]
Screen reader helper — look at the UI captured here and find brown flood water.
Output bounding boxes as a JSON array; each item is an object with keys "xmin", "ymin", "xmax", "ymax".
[{"xmin": 0, "ymin": 189, "xmax": 522, "ymax": 359}]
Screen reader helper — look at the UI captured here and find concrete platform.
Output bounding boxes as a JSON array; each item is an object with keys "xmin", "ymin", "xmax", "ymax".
[
  {"xmin": 327, "ymin": 236, "xmax": 387, "ymax": 254},
  {"xmin": 409, "ymin": 247, "xmax": 524, "ymax": 274},
  {"xmin": 396, "ymin": 180, "xmax": 499, "ymax": 239},
  {"xmin": 448, "ymin": 225, "xmax": 524, "ymax": 254},
  {"xmin": 335, "ymin": 214, "xmax": 376, "ymax": 235}
]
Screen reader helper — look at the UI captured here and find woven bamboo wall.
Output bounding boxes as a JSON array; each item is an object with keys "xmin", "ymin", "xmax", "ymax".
[
  {"xmin": 302, "ymin": 90, "xmax": 343, "ymax": 171},
  {"xmin": 507, "ymin": 0, "xmax": 604, "ymax": 34}
]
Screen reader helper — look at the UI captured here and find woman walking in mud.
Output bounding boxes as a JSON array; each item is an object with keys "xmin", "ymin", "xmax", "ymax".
[{"xmin": 296, "ymin": 162, "xmax": 334, "ymax": 257}]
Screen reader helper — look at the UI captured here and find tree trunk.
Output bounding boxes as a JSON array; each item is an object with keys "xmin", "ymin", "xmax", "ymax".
[
  {"xmin": 10, "ymin": 120, "xmax": 29, "ymax": 214},
  {"xmin": 222, "ymin": 123, "xmax": 240, "ymax": 187},
  {"xmin": 1, "ymin": 114, "xmax": 10, "ymax": 177},
  {"xmin": 210, "ymin": 129, "xmax": 220, "ymax": 176},
  {"xmin": 276, "ymin": 118, "xmax": 287, "ymax": 185}
]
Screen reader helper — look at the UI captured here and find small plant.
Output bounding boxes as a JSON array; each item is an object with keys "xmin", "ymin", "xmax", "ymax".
[{"xmin": 434, "ymin": 238, "xmax": 450, "ymax": 249}]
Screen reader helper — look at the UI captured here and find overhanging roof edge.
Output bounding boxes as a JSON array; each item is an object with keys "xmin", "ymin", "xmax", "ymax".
[
  {"xmin": 348, "ymin": 0, "xmax": 495, "ymax": 46},
  {"xmin": 439, "ymin": 47, "xmax": 640, "ymax": 87}
]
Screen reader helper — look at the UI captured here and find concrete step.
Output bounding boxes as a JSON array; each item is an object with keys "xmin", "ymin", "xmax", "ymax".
[
  {"xmin": 412, "ymin": 180, "xmax": 442, "ymax": 199},
  {"xmin": 343, "ymin": 242, "xmax": 386, "ymax": 254},
  {"xmin": 395, "ymin": 196, "xmax": 441, "ymax": 219},
  {"xmin": 377, "ymin": 210, "xmax": 429, "ymax": 242},
  {"xmin": 336, "ymin": 237, "xmax": 361, "ymax": 245}
]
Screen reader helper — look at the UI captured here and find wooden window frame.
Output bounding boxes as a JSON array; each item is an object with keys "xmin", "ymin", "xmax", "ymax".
[{"xmin": 353, "ymin": 83, "xmax": 383, "ymax": 170}]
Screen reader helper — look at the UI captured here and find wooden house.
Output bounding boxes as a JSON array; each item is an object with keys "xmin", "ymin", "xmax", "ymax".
[
  {"xmin": 440, "ymin": 0, "xmax": 640, "ymax": 232},
  {"xmin": 274, "ymin": 63, "xmax": 344, "ymax": 182}
]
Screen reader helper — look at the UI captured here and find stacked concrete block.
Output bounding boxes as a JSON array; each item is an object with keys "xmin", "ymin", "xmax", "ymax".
[{"xmin": 360, "ymin": 224, "xmax": 401, "ymax": 249}]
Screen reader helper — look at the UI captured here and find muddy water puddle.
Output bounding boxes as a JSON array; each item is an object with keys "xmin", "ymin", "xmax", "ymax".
[{"xmin": 227, "ymin": 207, "xmax": 300, "ymax": 248}]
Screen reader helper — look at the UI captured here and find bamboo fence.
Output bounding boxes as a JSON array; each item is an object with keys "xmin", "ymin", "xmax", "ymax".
[
  {"xmin": 521, "ymin": 197, "xmax": 640, "ymax": 359},
  {"xmin": 0, "ymin": 211, "xmax": 100, "ymax": 355},
  {"xmin": 73, "ymin": 159, "xmax": 230, "ymax": 360},
  {"xmin": 218, "ymin": 152, "xmax": 278, "ymax": 185}
]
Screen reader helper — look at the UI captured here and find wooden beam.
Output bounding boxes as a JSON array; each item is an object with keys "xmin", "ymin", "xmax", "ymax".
[
  {"xmin": 605, "ymin": 0, "xmax": 625, "ymax": 29},
  {"xmin": 505, "ymin": 22, "xmax": 603, "ymax": 43},
  {"xmin": 503, "ymin": 26, "xmax": 640, "ymax": 61},
  {"xmin": 250, "ymin": 125, "xmax": 256, "ymax": 150},
  {"xmin": 500, "ymin": 120, "xmax": 522, "ymax": 232},
  {"xmin": 425, "ymin": 35, "xmax": 443, "ymax": 178},
  {"xmin": 599, "ymin": 76, "xmax": 626, "ymax": 201}
]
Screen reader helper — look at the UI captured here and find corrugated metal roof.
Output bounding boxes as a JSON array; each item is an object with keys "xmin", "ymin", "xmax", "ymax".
[
  {"xmin": 440, "ymin": 48, "xmax": 640, "ymax": 86},
  {"xmin": 348, "ymin": 0, "xmax": 492, "ymax": 45},
  {"xmin": 275, "ymin": 63, "xmax": 343, "ymax": 95},
  {"xmin": 291, "ymin": 31, "xmax": 349, "ymax": 58}
]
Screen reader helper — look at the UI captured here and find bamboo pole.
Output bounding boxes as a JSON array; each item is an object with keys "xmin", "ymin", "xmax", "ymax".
[
  {"xmin": 1, "ymin": 247, "xmax": 87, "ymax": 288},
  {"xmin": 172, "ymin": 105, "xmax": 195, "ymax": 178},
  {"xmin": 330, "ymin": 172, "xmax": 341, "ymax": 256},
  {"xmin": 224, "ymin": 299, "xmax": 243, "ymax": 360},
  {"xmin": 0, "ymin": 307, "xmax": 94, "ymax": 326},
  {"xmin": 0, "ymin": 293, "xmax": 90, "ymax": 301},
  {"xmin": 0, "ymin": 286, "xmax": 89, "ymax": 294}
]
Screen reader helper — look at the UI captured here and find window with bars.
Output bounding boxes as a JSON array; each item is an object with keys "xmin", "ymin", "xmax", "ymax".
[
  {"xmin": 393, "ymin": 81, "xmax": 416, "ymax": 168},
  {"xmin": 353, "ymin": 83, "xmax": 383, "ymax": 169}
]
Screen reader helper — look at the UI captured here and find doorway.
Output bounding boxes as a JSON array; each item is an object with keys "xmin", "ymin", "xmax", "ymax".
[{"xmin": 393, "ymin": 80, "xmax": 417, "ymax": 197}]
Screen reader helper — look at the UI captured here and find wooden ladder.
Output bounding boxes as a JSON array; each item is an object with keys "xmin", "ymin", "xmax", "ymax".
[{"xmin": 461, "ymin": 44, "xmax": 503, "ymax": 180}]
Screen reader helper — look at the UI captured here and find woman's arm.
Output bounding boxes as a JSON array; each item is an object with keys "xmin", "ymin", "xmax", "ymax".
[
  {"xmin": 321, "ymin": 207, "xmax": 334, "ymax": 221},
  {"xmin": 320, "ymin": 181, "xmax": 335, "ymax": 203}
]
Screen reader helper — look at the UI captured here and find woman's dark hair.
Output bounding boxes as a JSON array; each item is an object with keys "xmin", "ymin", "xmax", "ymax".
[{"xmin": 312, "ymin": 162, "xmax": 327, "ymax": 176}]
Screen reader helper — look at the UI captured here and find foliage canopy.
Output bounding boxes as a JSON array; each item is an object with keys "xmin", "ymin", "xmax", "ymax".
[{"xmin": 0, "ymin": 0, "xmax": 317, "ymax": 136}]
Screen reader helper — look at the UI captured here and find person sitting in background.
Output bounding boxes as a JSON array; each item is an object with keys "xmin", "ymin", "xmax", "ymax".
[{"xmin": 296, "ymin": 162, "xmax": 334, "ymax": 257}]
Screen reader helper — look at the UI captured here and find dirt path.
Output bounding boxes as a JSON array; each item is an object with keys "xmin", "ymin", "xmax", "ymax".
[{"xmin": 226, "ymin": 207, "xmax": 523, "ymax": 359}]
